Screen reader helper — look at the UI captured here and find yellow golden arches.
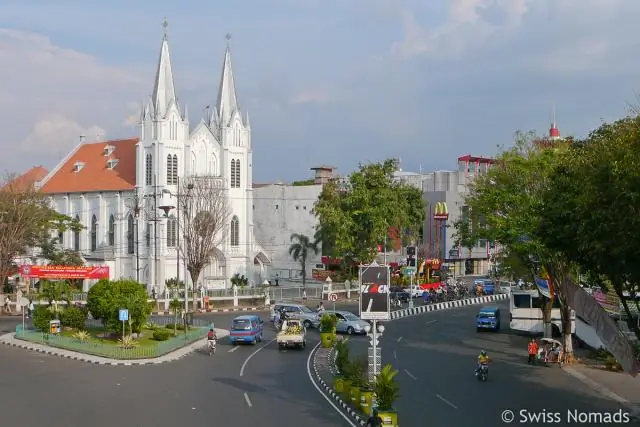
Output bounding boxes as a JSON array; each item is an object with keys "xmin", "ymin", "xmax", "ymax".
[{"xmin": 433, "ymin": 202, "xmax": 449, "ymax": 220}]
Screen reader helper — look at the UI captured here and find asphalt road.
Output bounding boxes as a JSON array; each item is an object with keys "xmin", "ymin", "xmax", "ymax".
[
  {"xmin": 349, "ymin": 301, "xmax": 633, "ymax": 427},
  {"xmin": 0, "ymin": 306, "xmax": 359, "ymax": 427}
]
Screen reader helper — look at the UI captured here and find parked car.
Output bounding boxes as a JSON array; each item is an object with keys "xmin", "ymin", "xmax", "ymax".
[
  {"xmin": 402, "ymin": 285, "xmax": 423, "ymax": 298},
  {"xmin": 328, "ymin": 310, "xmax": 370, "ymax": 335},
  {"xmin": 269, "ymin": 303, "xmax": 320, "ymax": 329}
]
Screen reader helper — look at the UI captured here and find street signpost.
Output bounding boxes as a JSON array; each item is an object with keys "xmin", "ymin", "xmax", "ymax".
[
  {"xmin": 329, "ymin": 293, "xmax": 338, "ymax": 311},
  {"xmin": 359, "ymin": 262, "xmax": 390, "ymax": 383},
  {"xmin": 119, "ymin": 309, "xmax": 129, "ymax": 338}
]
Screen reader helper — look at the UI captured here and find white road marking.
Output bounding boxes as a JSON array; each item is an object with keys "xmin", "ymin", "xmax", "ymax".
[
  {"xmin": 244, "ymin": 392, "xmax": 252, "ymax": 408},
  {"xmin": 228, "ymin": 346, "xmax": 239, "ymax": 353},
  {"xmin": 239, "ymin": 338, "xmax": 276, "ymax": 377},
  {"xmin": 366, "ymin": 298, "xmax": 373, "ymax": 312},
  {"xmin": 307, "ymin": 342, "xmax": 359, "ymax": 427},
  {"xmin": 396, "ymin": 336, "xmax": 403, "ymax": 343},
  {"xmin": 426, "ymin": 320, "xmax": 438, "ymax": 326},
  {"xmin": 404, "ymin": 369, "xmax": 417, "ymax": 380},
  {"xmin": 436, "ymin": 394, "xmax": 459, "ymax": 409},
  {"xmin": 393, "ymin": 350, "xmax": 397, "ymax": 360}
]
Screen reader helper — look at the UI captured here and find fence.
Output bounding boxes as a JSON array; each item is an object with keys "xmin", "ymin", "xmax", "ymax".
[{"xmin": 14, "ymin": 320, "xmax": 211, "ymax": 360}]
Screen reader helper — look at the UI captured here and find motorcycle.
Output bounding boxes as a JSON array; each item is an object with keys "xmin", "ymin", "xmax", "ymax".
[{"xmin": 476, "ymin": 364, "xmax": 489, "ymax": 382}]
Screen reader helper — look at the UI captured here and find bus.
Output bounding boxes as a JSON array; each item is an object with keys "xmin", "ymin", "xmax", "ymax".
[{"xmin": 509, "ymin": 290, "xmax": 575, "ymax": 335}]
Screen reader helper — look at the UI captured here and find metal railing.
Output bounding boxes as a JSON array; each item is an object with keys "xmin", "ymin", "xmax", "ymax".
[{"xmin": 15, "ymin": 321, "xmax": 211, "ymax": 360}]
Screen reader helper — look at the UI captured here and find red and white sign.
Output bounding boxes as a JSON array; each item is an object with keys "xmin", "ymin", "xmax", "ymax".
[
  {"xmin": 19, "ymin": 265, "xmax": 109, "ymax": 280},
  {"xmin": 328, "ymin": 293, "xmax": 338, "ymax": 302}
]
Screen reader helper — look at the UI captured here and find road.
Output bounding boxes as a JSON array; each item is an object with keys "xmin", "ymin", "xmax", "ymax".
[
  {"xmin": 0, "ymin": 306, "xmax": 357, "ymax": 427},
  {"xmin": 350, "ymin": 300, "xmax": 632, "ymax": 426}
]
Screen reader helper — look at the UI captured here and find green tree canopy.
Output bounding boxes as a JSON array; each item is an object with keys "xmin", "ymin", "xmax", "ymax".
[
  {"xmin": 86, "ymin": 279, "xmax": 151, "ymax": 333},
  {"xmin": 313, "ymin": 159, "xmax": 425, "ymax": 263},
  {"xmin": 538, "ymin": 116, "xmax": 640, "ymax": 321}
]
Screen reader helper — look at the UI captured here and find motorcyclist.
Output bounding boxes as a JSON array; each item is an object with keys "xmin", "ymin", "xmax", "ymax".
[
  {"xmin": 475, "ymin": 349, "xmax": 490, "ymax": 375},
  {"xmin": 207, "ymin": 328, "xmax": 216, "ymax": 341},
  {"xmin": 278, "ymin": 307, "xmax": 288, "ymax": 326}
]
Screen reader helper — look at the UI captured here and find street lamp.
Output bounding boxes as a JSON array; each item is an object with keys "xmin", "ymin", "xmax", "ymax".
[
  {"xmin": 363, "ymin": 321, "xmax": 386, "ymax": 383},
  {"xmin": 160, "ymin": 178, "xmax": 193, "ymax": 313}
]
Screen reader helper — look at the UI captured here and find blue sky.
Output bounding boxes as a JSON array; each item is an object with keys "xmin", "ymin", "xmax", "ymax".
[{"xmin": 1, "ymin": 0, "xmax": 639, "ymax": 181}]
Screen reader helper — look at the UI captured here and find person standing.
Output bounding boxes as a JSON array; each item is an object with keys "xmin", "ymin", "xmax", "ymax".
[{"xmin": 528, "ymin": 338, "xmax": 539, "ymax": 365}]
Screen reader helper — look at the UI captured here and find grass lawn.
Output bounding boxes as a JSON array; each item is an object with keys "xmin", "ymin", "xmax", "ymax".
[{"xmin": 60, "ymin": 327, "xmax": 187, "ymax": 347}]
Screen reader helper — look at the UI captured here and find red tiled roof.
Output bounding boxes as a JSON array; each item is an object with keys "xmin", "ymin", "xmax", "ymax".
[
  {"xmin": 2, "ymin": 166, "xmax": 48, "ymax": 191},
  {"xmin": 40, "ymin": 138, "xmax": 138, "ymax": 194}
]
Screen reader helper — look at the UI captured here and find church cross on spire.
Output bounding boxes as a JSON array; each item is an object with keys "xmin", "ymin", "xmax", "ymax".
[
  {"xmin": 162, "ymin": 18, "xmax": 169, "ymax": 38},
  {"xmin": 225, "ymin": 33, "xmax": 232, "ymax": 46}
]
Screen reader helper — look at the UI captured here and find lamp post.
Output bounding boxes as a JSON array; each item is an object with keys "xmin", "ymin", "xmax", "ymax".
[
  {"xmin": 160, "ymin": 179, "xmax": 193, "ymax": 312},
  {"xmin": 363, "ymin": 321, "xmax": 385, "ymax": 383}
]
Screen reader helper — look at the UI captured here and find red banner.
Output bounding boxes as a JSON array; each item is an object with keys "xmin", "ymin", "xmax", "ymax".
[{"xmin": 19, "ymin": 265, "xmax": 109, "ymax": 279}]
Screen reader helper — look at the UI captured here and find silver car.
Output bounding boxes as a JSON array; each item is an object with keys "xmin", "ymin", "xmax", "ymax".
[
  {"xmin": 270, "ymin": 303, "xmax": 320, "ymax": 328},
  {"xmin": 331, "ymin": 310, "xmax": 369, "ymax": 335}
]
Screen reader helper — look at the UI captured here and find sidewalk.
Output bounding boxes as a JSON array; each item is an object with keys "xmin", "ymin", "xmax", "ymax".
[{"xmin": 563, "ymin": 363, "xmax": 640, "ymax": 419}]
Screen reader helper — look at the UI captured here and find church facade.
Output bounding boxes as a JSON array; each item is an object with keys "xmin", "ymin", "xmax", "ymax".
[{"xmin": 34, "ymin": 27, "xmax": 270, "ymax": 292}]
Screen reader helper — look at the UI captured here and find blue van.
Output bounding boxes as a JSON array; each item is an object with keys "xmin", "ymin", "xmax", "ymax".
[
  {"xmin": 476, "ymin": 306, "xmax": 501, "ymax": 332},
  {"xmin": 229, "ymin": 315, "xmax": 264, "ymax": 345}
]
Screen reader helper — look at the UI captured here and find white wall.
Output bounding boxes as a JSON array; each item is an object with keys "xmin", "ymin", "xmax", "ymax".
[{"xmin": 253, "ymin": 184, "xmax": 322, "ymax": 277}]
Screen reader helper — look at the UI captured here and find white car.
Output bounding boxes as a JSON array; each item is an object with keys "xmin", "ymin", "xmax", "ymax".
[{"xmin": 402, "ymin": 286, "xmax": 423, "ymax": 298}]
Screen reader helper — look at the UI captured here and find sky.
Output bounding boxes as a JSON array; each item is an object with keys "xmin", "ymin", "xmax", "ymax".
[{"xmin": 1, "ymin": 0, "xmax": 639, "ymax": 182}]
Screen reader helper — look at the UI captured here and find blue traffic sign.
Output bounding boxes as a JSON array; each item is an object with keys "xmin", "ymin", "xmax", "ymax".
[{"xmin": 119, "ymin": 309, "xmax": 129, "ymax": 322}]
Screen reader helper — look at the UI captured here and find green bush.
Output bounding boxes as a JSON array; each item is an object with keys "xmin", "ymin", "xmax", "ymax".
[
  {"xmin": 86, "ymin": 279, "xmax": 152, "ymax": 333},
  {"xmin": 33, "ymin": 306, "xmax": 54, "ymax": 332},
  {"xmin": 152, "ymin": 329, "xmax": 171, "ymax": 341},
  {"xmin": 60, "ymin": 306, "xmax": 87, "ymax": 330},
  {"xmin": 166, "ymin": 323, "xmax": 188, "ymax": 331}
]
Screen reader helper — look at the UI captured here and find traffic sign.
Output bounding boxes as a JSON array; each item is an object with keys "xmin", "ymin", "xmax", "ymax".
[
  {"xmin": 404, "ymin": 267, "xmax": 417, "ymax": 276},
  {"xmin": 119, "ymin": 309, "xmax": 129, "ymax": 322},
  {"xmin": 328, "ymin": 293, "xmax": 338, "ymax": 302}
]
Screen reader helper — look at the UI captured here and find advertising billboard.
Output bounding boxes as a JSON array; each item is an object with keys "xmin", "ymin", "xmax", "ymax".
[
  {"xmin": 19, "ymin": 265, "xmax": 110, "ymax": 280},
  {"xmin": 359, "ymin": 263, "xmax": 390, "ymax": 321}
]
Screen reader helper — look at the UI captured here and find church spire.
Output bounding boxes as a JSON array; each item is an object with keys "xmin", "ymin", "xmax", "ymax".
[
  {"xmin": 151, "ymin": 18, "xmax": 179, "ymax": 119},
  {"xmin": 215, "ymin": 34, "xmax": 239, "ymax": 126}
]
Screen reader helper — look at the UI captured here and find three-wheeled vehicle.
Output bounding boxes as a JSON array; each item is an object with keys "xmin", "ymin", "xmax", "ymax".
[{"xmin": 537, "ymin": 337, "xmax": 565, "ymax": 367}]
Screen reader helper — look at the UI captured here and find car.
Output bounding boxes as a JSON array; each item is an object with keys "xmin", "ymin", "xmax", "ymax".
[
  {"xmin": 390, "ymin": 290, "xmax": 410, "ymax": 303},
  {"xmin": 329, "ymin": 310, "xmax": 370, "ymax": 335},
  {"xmin": 229, "ymin": 314, "xmax": 264, "ymax": 345},
  {"xmin": 476, "ymin": 306, "xmax": 501, "ymax": 332},
  {"xmin": 402, "ymin": 285, "xmax": 423, "ymax": 298},
  {"xmin": 269, "ymin": 303, "xmax": 320, "ymax": 329}
]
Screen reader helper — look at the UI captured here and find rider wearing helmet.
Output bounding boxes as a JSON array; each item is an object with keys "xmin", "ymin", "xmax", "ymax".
[{"xmin": 476, "ymin": 349, "xmax": 490, "ymax": 374}]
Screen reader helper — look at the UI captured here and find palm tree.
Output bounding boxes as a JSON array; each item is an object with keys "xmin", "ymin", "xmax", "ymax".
[{"xmin": 288, "ymin": 233, "xmax": 319, "ymax": 289}]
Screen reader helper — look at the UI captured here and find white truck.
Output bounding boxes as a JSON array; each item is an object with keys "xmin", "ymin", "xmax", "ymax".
[{"xmin": 276, "ymin": 319, "xmax": 307, "ymax": 350}]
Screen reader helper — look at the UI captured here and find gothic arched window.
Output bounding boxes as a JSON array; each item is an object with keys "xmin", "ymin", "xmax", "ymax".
[
  {"xmin": 145, "ymin": 153, "xmax": 153, "ymax": 186},
  {"xmin": 145, "ymin": 224, "xmax": 151, "ymax": 247},
  {"xmin": 234, "ymin": 159, "xmax": 241, "ymax": 188},
  {"xmin": 230, "ymin": 159, "xmax": 237, "ymax": 188},
  {"xmin": 127, "ymin": 214, "xmax": 135, "ymax": 254},
  {"xmin": 230, "ymin": 215, "xmax": 240, "ymax": 247},
  {"xmin": 166, "ymin": 155, "xmax": 173, "ymax": 185},
  {"xmin": 172, "ymin": 154, "xmax": 178, "ymax": 184},
  {"xmin": 167, "ymin": 217, "xmax": 177, "ymax": 247},
  {"xmin": 108, "ymin": 214, "xmax": 115, "ymax": 246},
  {"xmin": 90, "ymin": 215, "xmax": 98, "ymax": 252},
  {"xmin": 74, "ymin": 215, "xmax": 81, "ymax": 251}
]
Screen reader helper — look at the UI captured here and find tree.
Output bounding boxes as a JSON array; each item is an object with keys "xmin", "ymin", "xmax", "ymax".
[
  {"xmin": 86, "ymin": 279, "xmax": 151, "ymax": 333},
  {"xmin": 178, "ymin": 176, "xmax": 231, "ymax": 310},
  {"xmin": 453, "ymin": 131, "xmax": 574, "ymax": 350},
  {"xmin": 313, "ymin": 159, "xmax": 425, "ymax": 264},
  {"xmin": 0, "ymin": 173, "xmax": 70, "ymax": 287},
  {"xmin": 289, "ymin": 233, "xmax": 318, "ymax": 288},
  {"xmin": 168, "ymin": 298, "xmax": 182, "ymax": 336},
  {"xmin": 538, "ymin": 116, "xmax": 640, "ymax": 334},
  {"xmin": 38, "ymin": 280, "xmax": 72, "ymax": 307}
]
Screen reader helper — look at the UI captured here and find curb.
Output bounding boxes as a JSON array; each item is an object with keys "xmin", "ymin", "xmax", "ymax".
[
  {"xmin": 151, "ymin": 307, "xmax": 265, "ymax": 315},
  {"xmin": 563, "ymin": 366, "xmax": 640, "ymax": 421},
  {"xmin": 311, "ymin": 345, "xmax": 366, "ymax": 426},
  {"xmin": 390, "ymin": 294, "xmax": 508, "ymax": 320},
  {"xmin": 0, "ymin": 329, "xmax": 229, "ymax": 366}
]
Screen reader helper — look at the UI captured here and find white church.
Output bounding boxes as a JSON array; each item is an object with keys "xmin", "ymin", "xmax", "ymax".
[{"xmin": 30, "ymin": 25, "xmax": 270, "ymax": 292}]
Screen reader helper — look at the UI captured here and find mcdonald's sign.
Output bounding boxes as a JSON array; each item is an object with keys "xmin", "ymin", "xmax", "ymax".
[{"xmin": 433, "ymin": 202, "xmax": 449, "ymax": 220}]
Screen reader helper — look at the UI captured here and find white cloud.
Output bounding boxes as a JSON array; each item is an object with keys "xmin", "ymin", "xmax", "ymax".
[
  {"xmin": 21, "ymin": 114, "xmax": 105, "ymax": 154},
  {"xmin": 0, "ymin": 28, "xmax": 143, "ymax": 170},
  {"xmin": 122, "ymin": 101, "xmax": 141, "ymax": 126},
  {"xmin": 290, "ymin": 89, "xmax": 329, "ymax": 105}
]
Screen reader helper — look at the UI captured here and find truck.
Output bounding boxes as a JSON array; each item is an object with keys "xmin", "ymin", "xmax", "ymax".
[{"xmin": 276, "ymin": 319, "xmax": 306, "ymax": 350}]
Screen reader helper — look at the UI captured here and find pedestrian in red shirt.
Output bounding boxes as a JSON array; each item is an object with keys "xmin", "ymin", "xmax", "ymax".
[{"xmin": 528, "ymin": 338, "xmax": 539, "ymax": 365}]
